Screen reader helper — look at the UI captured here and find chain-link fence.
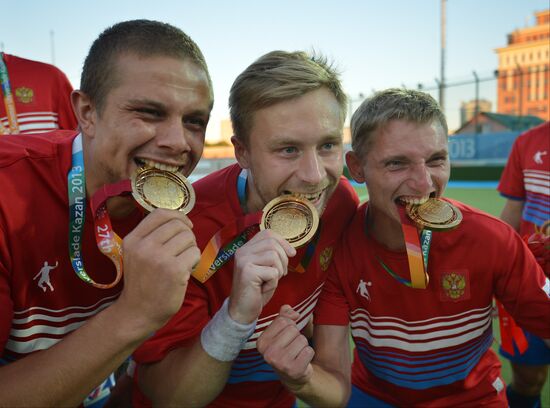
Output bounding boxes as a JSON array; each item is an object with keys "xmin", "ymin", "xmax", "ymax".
[
  {"xmin": 347, "ymin": 72, "xmax": 498, "ymax": 134},
  {"xmin": 347, "ymin": 67, "xmax": 549, "ymax": 135}
]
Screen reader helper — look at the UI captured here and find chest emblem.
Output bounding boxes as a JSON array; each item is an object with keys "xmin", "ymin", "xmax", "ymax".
[
  {"xmin": 533, "ymin": 150, "xmax": 547, "ymax": 164},
  {"xmin": 319, "ymin": 247, "xmax": 333, "ymax": 271},
  {"xmin": 15, "ymin": 87, "xmax": 34, "ymax": 104},
  {"xmin": 441, "ymin": 272, "xmax": 466, "ymax": 300},
  {"xmin": 33, "ymin": 261, "xmax": 59, "ymax": 292},
  {"xmin": 356, "ymin": 279, "xmax": 372, "ymax": 301}
]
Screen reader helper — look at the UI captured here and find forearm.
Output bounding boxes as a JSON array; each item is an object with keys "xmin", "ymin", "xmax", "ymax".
[
  {"xmin": 0, "ymin": 302, "xmax": 150, "ymax": 407},
  {"xmin": 500, "ymin": 199, "xmax": 523, "ymax": 232},
  {"xmin": 140, "ymin": 297, "xmax": 256, "ymax": 406},
  {"xmin": 139, "ymin": 341, "xmax": 233, "ymax": 407},
  {"xmin": 287, "ymin": 364, "xmax": 350, "ymax": 408}
]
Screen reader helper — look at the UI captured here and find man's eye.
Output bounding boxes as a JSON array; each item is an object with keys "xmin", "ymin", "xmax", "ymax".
[
  {"xmin": 321, "ymin": 143, "xmax": 334, "ymax": 150},
  {"xmin": 282, "ymin": 147, "xmax": 298, "ymax": 154},
  {"xmin": 386, "ymin": 160, "xmax": 404, "ymax": 169},
  {"xmin": 137, "ymin": 108, "xmax": 161, "ymax": 117},
  {"xmin": 185, "ymin": 118, "xmax": 207, "ymax": 128},
  {"xmin": 428, "ymin": 156, "xmax": 447, "ymax": 166}
]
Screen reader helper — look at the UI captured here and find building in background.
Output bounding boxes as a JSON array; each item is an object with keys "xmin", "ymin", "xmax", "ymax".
[
  {"xmin": 460, "ymin": 99, "xmax": 492, "ymax": 125},
  {"xmin": 495, "ymin": 9, "xmax": 550, "ymax": 121},
  {"xmin": 454, "ymin": 112, "xmax": 544, "ymax": 135}
]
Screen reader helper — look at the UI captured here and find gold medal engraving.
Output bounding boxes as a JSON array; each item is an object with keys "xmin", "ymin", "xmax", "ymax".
[
  {"xmin": 260, "ymin": 195, "xmax": 319, "ymax": 248},
  {"xmin": 406, "ymin": 198, "xmax": 462, "ymax": 230},
  {"xmin": 131, "ymin": 167, "xmax": 195, "ymax": 214}
]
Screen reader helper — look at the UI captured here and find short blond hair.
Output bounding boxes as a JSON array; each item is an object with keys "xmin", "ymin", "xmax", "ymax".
[{"xmin": 229, "ymin": 50, "xmax": 347, "ymax": 144}]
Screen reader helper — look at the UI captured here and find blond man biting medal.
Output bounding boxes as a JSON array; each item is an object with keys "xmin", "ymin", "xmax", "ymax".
[{"xmin": 132, "ymin": 50, "xmax": 359, "ymax": 408}]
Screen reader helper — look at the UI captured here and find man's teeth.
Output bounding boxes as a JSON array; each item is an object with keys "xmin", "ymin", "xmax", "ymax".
[
  {"xmin": 399, "ymin": 196, "xmax": 430, "ymax": 205},
  {"xmin": 141, "ymin": 159, "xmax": 181, "ymax": 172},
  {"xmin": 297, "ymin": 191, "xmax": 323, "ymax": 201}
]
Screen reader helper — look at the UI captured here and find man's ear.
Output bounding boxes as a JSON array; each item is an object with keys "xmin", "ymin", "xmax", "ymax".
[
  {"xmin": 346, "ymin": 150, "xmax": 365, "ymax": 183},
  {"xmin": 71, "ymin": 90, "xmax": 97, "ymax": 137},
  {"xmin": 231, "ymin": 135, "xmax": 250, "ymax": 169}
]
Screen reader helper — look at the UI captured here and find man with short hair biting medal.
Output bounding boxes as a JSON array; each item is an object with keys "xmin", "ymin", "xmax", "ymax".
[{"xmin": 0, "ymin": 19, "xmax": 213, "ymax": 407}]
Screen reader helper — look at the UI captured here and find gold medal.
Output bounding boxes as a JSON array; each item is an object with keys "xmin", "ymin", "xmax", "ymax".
[
  {"xmin": 260, "ymin": 195, "xmax": 319, "ymax": 248},
  {"xmin": 406, "ymin": 198, "xmax": 462, "ymax": 231},
  {"xmin": 131, "ymin": 167, "xmax": 195, "ymax": 214}
]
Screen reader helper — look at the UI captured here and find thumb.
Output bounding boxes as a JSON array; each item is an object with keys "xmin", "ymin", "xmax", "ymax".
[{"xmin": 279, "ymin": 304, "xmax": 300, "ymax": 321}]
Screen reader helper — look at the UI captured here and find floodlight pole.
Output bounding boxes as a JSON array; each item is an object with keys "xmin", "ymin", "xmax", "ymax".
[
  {"xmin": 440, "ymin": 0, "xmax": 447, "ymax": 111},
  {"xmin": 473, "ymin": 71, "xmax": 479, "ymax": 135}
]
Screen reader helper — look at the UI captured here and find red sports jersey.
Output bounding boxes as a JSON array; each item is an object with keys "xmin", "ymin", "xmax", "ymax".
[
  {"xmin": 498, "ymin": 122, "xmax": 550, "ymax": 236},
  {"xmin": 0, "ymin": 53, "xmax": 77, "ymax": 134},
  {"xmin": 133, "ymin": 164, "xmax": 359, "ymax": 408},
  {"xmin": 314, "ymin": 201, "xmax": 550, "ymax": 407},
  {"xmin": 0, "ymin": 131, "xmax": 139, "ymax": 405}
]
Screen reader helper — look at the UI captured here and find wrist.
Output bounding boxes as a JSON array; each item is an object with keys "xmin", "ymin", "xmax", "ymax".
[
  {"xmin": 201, "ymin": 298, "xmax": 257, "ymax": 361},
  {"xmin": 227, "ymin": 296, "xmax": 257, "ymax": 325},
  {"xmin": 283, "ymin": 376, "xmax": 310, "ymax": 394},
  {"xmin": 282, "ymin": 366, "xmax": 312, "ymax": 391},
  {"xmin": 106, "ymin": 299, "xmax": 158, "ymax": 345}
]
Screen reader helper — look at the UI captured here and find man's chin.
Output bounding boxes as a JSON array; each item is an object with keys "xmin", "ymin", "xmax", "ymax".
[{"xmin": 314, "ymin": 192, "xmax": 332, "ymax": 216}]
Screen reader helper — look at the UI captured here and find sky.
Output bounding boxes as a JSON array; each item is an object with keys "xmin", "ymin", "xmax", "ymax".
[{"xmin": 2, "ymin": 0, "xmax": 548, "ymax": 140}]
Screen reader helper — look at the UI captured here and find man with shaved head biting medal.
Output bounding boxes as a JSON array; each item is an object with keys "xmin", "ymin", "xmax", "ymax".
[{"xmin": 254, "ymin": 88, "xmax": 550, "ymax": 407}]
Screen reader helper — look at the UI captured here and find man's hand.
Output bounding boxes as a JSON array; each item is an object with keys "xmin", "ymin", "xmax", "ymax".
[
  {"xmin": 116, "ymin": 208, "xmax": 200, "ymax": 334},
  {"xmin": 228, "ymin": 230, "xmax": 296, "ymax": 324},
  {"xmin": 525, "ymin": 232, "xmax": 550, "ymax": 277},
  {"xmin": 257, "ymin": 305, "xmax": 314, "ymax": 389}
]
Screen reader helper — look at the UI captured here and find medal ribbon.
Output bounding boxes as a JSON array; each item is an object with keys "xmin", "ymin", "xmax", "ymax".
[
  {"xmin": 68, "ymin": 134, "xmax": 127, "ymax": 289},
  {"xmin": 237, "ymin": 168, "xmax": 248, "ymax": 211},
  {"xmin": 376, "ymin": 206, "xmax": 431, "ymax": 289},
  {"xmin": 496, "ymin": 301, "xmax": 528, "ymax": 355},
  {"xmin": 192, "ymin": 169, "xmax": 322, "ymax": 283},
  {"xmin": 292, "ymin": 224, "xmax": 322, "ymax": 273},
  {"xmin": 398, "ymin": 205, "xmax": 430, "ymax": 288},
  {"xmin": 376, "ymin": 228, "xmax": 431, "ymax": 288},
  {"xmin": 0, "ymin": 53, "xmax": 19, "ymax": 134},
  {"xmin": 192, "ymin": 213, "xmax": 261, "ymax": 283}
]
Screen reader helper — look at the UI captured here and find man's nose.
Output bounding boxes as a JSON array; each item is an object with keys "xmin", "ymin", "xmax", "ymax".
[
  {"xmin": 297, "ymin": 151, "xmax": 325, "ymax": 185},
  {"xmin": 158, "ymin": 120, "xmax": 192, "ymax": 153},
  {"xmin": 408, "ymin": 163, "xmax": 434, "ymax": 193}
]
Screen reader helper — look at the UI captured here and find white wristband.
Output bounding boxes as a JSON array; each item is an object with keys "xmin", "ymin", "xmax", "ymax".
[{"xmin": 200, "ymin": 298, "xmax": 257, "ymax": 362}]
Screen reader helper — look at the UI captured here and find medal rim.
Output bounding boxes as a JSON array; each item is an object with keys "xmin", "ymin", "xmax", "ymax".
[
  {"xmin": 131, "ymin": 168, "xmax": 195, "ymax": 214},
  {"xmin": 406, "ymin": 198, "xmax": 462, "ymax": 230},
  {"xmin": 260, "ymin": 195, "xmax": 320, "ymax": 248}
]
